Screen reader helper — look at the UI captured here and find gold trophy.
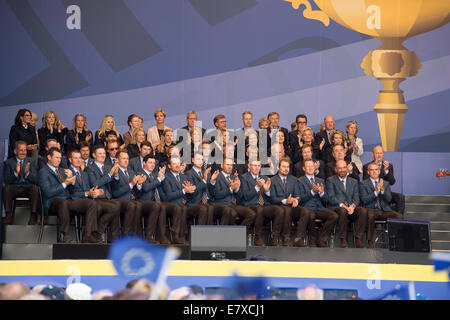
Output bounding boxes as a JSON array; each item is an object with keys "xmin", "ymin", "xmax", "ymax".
[{"xmin": 285, "ymin": 0, "xmax": 450, "ymax": 151}]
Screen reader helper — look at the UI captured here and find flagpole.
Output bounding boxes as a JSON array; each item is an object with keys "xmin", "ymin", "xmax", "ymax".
[{"xmin": 149, "ymin": 247, "xmax": 179, "ymax": 300}]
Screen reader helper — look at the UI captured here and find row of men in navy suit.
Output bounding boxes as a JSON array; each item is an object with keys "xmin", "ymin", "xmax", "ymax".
[{"xmin": 3, "ymin": 139, "xmax": 402, "ymax": 247}]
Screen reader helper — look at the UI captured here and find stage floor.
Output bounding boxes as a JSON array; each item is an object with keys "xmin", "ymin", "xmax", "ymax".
[{"xmin": 0, "ymin": 248, "xmax": 448, "ymax": 300}]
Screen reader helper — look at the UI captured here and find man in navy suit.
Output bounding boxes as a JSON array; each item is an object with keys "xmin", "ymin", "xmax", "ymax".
[
  {"xmin": 2, "ymin": 141, "xmax": 40, "ymax": 225},
  {"xmin": 362, "ymin": 145, "xmax": 405, "ymax": 214},
  {"xmin": 110, "ymin": 150, "xmax": 142, "ymax": 236},
  {"xmin": 129, "ymin": 141, "xmax": 153, "ymax": 173},
  {"xmin": 67, "ymin": 149, "xmax": 103, "ymax": 243},
  {"xmin": 38, "ymin": 147, "xmax": 77, "ymax": 243},
  {"xmin": 184, "ymin": 153, "xmax": 214, "ymax": 225},
  {"xmin": 209, "ymin": 157, "xmax": 256, "ymax": 233},
  {"xmin": 38, "ymin": 139, "xmax": 69, "ymax": 170},
  {"xmin": 162, "ymin": 156, "xmax": 198, "ymax": 244},
  {"xmin": 360, "ymin": 162, "xmax": 402, "ymax": 248},
  {"xmin": 298, "ymin": 159, "xmax": 338, "ymax": 247},
  {"xmin": 324, "ymin": 145, "xmax": 360, "ymax": 181},
  {"xmin": 135, "ymin": 154, "xmax": 165, "ymax": 244},
  {"xmin": 293, "ymin": 144, "xmax": 325, "ymax": 179},
  {"xmin": 79, "ymin": 141, "xmax": 94, "ymax": 170},
  {"xmin": 86, "ymin": 145, "xmax": 121, "ymax": 242},
  {"xmin": 326, "ymin": 160, "xmax": 367, "ymax": 248},
  {"xmin": 269, "ymin": 157, "xmax": 309, "ymax": 247},
  {"xmin": 239, "ymin": 159, "xmax": 285, "ymax": 246},
  {"xmin": 104, "ymin": 140, "xmax": 119, "ymax": 168}
]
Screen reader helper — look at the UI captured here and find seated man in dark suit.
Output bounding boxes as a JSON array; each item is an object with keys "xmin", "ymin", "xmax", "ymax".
[
  {"xmin": 269, "ymin": 157, "xmax": 309, "ymax": 247},
  {"xmin": 238, "ymin": 159, "xmax": 285, "ymax": 246},
  {"xmin": 38, "ymin": 147, "xmax": 77, "ymax": 243},
  {"xmin": 209, "ymin": 157, "xmax": 256, "ymax": 237},
  {"xmin": 298, "ymin": 159, "xmax": 338, "ymax": 247},
  {"xmin": 110, "ymin": 150, "xmax": 142, "ymax": 237},
  {"xmin": 104, "ymin": 139, "xmax": 119, "ymax": 167},
  {"xmin": 325, "ymin": 160, "xmax": 367, "ymax": 248},
  {"xmin": 129, "ymin": 141, "xmax": 153, "ymax": 174},
  {"xmin": 67, "ymin": 149, "xmax": 103, "ymax": 243},
  {"xmin": 135, "ymin": 154, "xmax": 164, "ymax": 244},
  {"xmin": 293, "ymin": 144, "xmax": 325, "ymax": 179},
  {"xmin": 184, "ymin": 153, "xmax": 215, "ymax": 226},
  {"xmin": 360, "ymin": 162, "xmax": 403, "ymax": 248},
  {"xmin": 2, "ymin": 141, "xmax": 40, "ymax": 225},
  {"xmin": 38, "ymin": 139, "xmax": 69, "ymax": 170},
  {"xmin": 362, "ymin": 145, "xmax": 405, "ymax": 214},
  {"xmin": 86, "ymin": 145, "xmax": 121, "ymax": 242},
  {"xmin": 325, "ymin": 145, "xmax": 360, "ymax": 181},
  {"xmin": 79, "ymin": 141, "xmax": 94, "ymax": 171}
]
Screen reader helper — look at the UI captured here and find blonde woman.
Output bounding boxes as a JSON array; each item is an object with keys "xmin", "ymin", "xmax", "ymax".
[
  {"xmin": 155, "ymin": 128, "xmax": 175, "ymax": 165},
  {"xmin": 322, "ymin": 130, "xmax": 351, "ymax": 163},
  {"xmin": 126, "ymin": 128, "xmax": 147, "ymax": 159},
  {"xmin": 94, "ymin": 115, "xmax": 124, "ymax": 148},
  {"xmin": 147, "ymin": 108, "xmax": 171, "ymax": 150},
  {"xmin": 258, "ymin": 117, "xmax": 269, "ymax": 130},
  {"xmin": 345, "ymin": 120, "xmax": 363, "ymax": 172},
  {"xmin": 123, "ymin": 114, "xmax": 144, "ymax": 147},
  {"xmin": 66, "ymin": 114, "xmax": 93, "ymax": 152},
  {"xmin": 38, "ymin": 110, "xmax": 67, "ymax": 156}
]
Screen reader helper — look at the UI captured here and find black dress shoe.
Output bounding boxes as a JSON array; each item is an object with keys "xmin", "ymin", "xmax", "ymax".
[
  {"xmin": 83, "ymin": 234, "xmax": 103, "ymax": 244},
  {"xmin": 255, "ymin": 236, "xmax": 265, "ymax": 246},
  {"xmin": 294, "ymin": 237, "xmax": 306, "ymax": 247}
]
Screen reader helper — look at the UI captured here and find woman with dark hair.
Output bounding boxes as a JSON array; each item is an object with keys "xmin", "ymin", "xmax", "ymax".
[
  {"xmin": 123, "ymin": 114, "xmax": 144, "ymax": 147},
  {"xmin": 8, "ymin": 109, "xmax": 38, "ymax": 158},
  {"xmin": 65, "ymin": 114, "xmax": 93, "ymax": 152},
  {"xmin": 38, "ymin": 110, "xmax": 68, "ymax": 156}
]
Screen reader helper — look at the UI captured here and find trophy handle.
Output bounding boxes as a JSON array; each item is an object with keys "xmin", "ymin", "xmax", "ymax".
[{"xmin": 284, "ymin": 0, "xmax": 330, "ymax": 27}]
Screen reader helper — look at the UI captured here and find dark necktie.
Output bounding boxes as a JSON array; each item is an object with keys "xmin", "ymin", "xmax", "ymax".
[
  {"xmin": 148, "ymin": 173, "xmax": 161, "ymax": 202},
  {"xmin": 341, "ymin": 179, "xmax": 346, "ymax": 191},
  {"xmin": 100, "ymin": 165, "xmax": 111, "ymax": 200},
  {"xmin": 198, "ymin": 170, "xmax": 208, "ymax": 205},
  {"xmin": 176, "ymin": 174, "xmax": 186, "ymax": 204},
  {"xmin": 375, "ymin": 180, "xmax": 382, "ymax": 210},
  {"xmin": 282, "ymin": 178, "xmax": 287, "ymax": 192},
  {"xmin": 18, "ymin": 160, "xmax": 25, "ymax": 183},
  {"xmin": 310, "ymin": 177, "xmax": 315, "ymax": 185},
  {"xmin": 76, "ymin": 170, "xmax": 82, "ymax": 185},
  {"xmin": 256, "ymin": 177, "xmax": 264, "ymax": 206},
  {"xmin": 124, "ymin": 169, "xmax": 130, "ymax": 182},
  {"xmin": 227, "ymin": 175, "xmax": 236, "ymax": 204}
]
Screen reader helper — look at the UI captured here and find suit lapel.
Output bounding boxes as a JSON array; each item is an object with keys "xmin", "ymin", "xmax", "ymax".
[{"xmin": 336, "ymin": 176, "xmax": 346, "ymax": 194}]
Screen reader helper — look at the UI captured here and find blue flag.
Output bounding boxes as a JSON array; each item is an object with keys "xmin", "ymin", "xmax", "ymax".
[
  {"xmin": 373, "ymin": 283, "xmax": 415, "ymax": 300},
  {"xmin": 431, "ymin": 252, "xmax": 450, "ymax": 276},
  {"xmin": 109, "ymin": 236, "xmax": 179, "ymax": 283}
]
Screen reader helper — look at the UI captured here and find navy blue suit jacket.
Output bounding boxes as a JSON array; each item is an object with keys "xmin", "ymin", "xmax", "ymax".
[
  {"xmin": 208, "ymin": 172, "xmax": 241, "ymax": 206},
  {"xmin": 184, "ymin": 168, "xmax": 211, "ymax": 206},
  {"xmin": 359, "ymin": 178, "xmax": 393, "ymax": 211},
  {"xmin": 238, "ymin": 172, "xmax": 271, "ymax": 206},
  {"xmin": 325, "ymin": 175, "xmax": 360, "ymax": 210},
  {"xmin": 4, "ymin": 157, "xmax": 37, "ymax": 187},
  {"xmin": 67, "ymin": 167, "xmax": 91, "ymax": 199},
  {"xmin": 85, "ymin": 162, "xmax": 113, "ymax": 200},
  {"xmin": 38, "ymin": 165, "xmax": 70, "ymax": 214},
  {"xmin": 110, "ymin": 167, "xmax": 139, "ymax": 200},
  {"xmin": 269, "ymin": 174, "xmax": 300, "ymax": 205},
  {"xmin": 161, "ymin": 171, "xmax": 188, "ymax": 204},
  {"xmin": 136, "ymin": 170, "xmax": 161, "ymax": 202},
  {"xmin": 297, "ymin": 176, "xmax": 328, "ymax": 210}
]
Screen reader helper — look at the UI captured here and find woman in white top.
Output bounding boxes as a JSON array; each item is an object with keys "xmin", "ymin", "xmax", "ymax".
[
  {"xmin": 345, "ymin": 120, "xmax": 363, "ymax": 173},
  {"xmin": 147, "ymin": 108, "xmax": 171, "ymax": 150}
]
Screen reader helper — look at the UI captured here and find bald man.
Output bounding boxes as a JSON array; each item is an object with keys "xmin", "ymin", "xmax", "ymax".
[{"xmin": 315, "ymin": 115, "xmax": 335, "ymax": 159}]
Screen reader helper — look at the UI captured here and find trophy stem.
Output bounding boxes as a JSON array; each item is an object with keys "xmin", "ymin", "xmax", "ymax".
[{"xmin": 361, "ymin": 41, "xmax": 422, "ymax": 152}]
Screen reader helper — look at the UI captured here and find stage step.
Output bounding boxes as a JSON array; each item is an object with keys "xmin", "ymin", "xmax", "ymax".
[
  {"xmin": 404, "ymin": 212, "xmax": 449, "ymax": 222},
  {"xmin": 1, "ymin": 244, "xmax": 52, "ymax": 260},
  {"xmin": 2, "ymin": 225, "xmax": 80, "ymax": 244},
  {"xmin": 430, "ymin": 221, "xmax": 450, "ymax": 231},
  {"xmin": 406, "ymin": 195, "xmax": 450, "ymax": 204},
  {"xmin": 431, "ymin": 231, "xmax": 450, "ymax": 241},
  {"xmin": 431, "ymin": 240, "xmax": 450, "ymax": 251},
  {"xmin": 405, "ymin": 203, "xmax": 450, "ymax": 213}
]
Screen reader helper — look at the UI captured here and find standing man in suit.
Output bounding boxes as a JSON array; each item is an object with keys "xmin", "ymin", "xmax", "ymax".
[
  {"xmin": 266, "ymin": 112, "xmax": 289, "ymax": 155},
  {"xmin": 135, "ymin": 154, "xmax": 165, "ymax": 244},
  {"xmin": 315, "ymin": 115, "xmax": 335, "ymax": 160},
  {"xmin": 288, "ymin": 114, "xmax": 308, "ymax": 164},
  {"xmin": 326, "ymin": 160, "xmax": 367, "ymax": 248},
  {"xmin": 110, "ymin": 150, "xmax": 142, "ymax": 236},
  {"xmin": 129, "ymin": 141, "xmax": 153, "ymax": 174},
  {"xmin": 325, "ymin": 145, "xmax": 360, "ymax": 181},
  {"xmin": 162, "ymin": 156, "xmax": 199, "ymax": 244},
  {"xmin": 293, "ymin": 145, "xmax": 326, "ymax": 179},
  {"xmin": 360, "ymin": 162, "xmax": 403, "ymax": 248},
  {"xmin": 239, "ymin": 159, "xmax": 285, "ymax": 246},
  {"xmin": 86, "ymin": 145, "xmax": 121, "ymax": 242},
  {"xmin": 2, "ymin": 141, "xmax": 40, "ymax": 225},
  {"xmin": 38, "ymin": 147, "xmax": 76, "ymax": 243},
  {"xmin": 362, "ymin": 146, "xmax": 405, "ymax": 214},
  {"xmin": 67, "ymin": 149, "xmax": 103, "ymax": 243},
  {"xmin": 176, "ymin": 110, "xmax": 206, "ymax": 145},
  {"xmin": 298, "ymin": 159, "xmax": 338, "ymax": 247},
  {"xmin": 269, "ymin": 157, "xmax": 309, "ymax": 247},
  {"xmin": 209, "ymin": 157, "xmax": 256, "ymax": 234}
]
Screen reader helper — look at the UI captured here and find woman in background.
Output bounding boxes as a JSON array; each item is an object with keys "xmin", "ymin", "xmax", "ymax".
[
  {"xmin": 94, "ymin": 115, "xmax": 124, "ymax": 148},
  {"xmin": 65, "ymin": 114, "xmax": 93, "ymax": 152},
  {"xmin": 123, "ymin": 114, "xmax": 144, "ymax": 147},
  {"xmin": 127, "ymin": 128, "xmax": 147, "ymax": 159},
  {"xmin": 155, "ymin": 128, "xmax": 175, "ymax": 165},
  {"xmin": 38, "ymin": 110, "xmax": 67, "ymax": 156},
  {"xmin": 8, "ymin": 109, "xmax": 38, "ymax": 158},
  {"xmin": 147, "ymin": 108, "xmax": 171, "ymax": 150},
  {"xmin": 345, "ymin": 120, "xmax": 363, "ymax": 173}
]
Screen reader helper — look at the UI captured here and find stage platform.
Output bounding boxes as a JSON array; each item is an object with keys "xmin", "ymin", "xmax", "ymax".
[{"xmin": 1, "ymin": 245, "xmax": 448, "ymax": 300}]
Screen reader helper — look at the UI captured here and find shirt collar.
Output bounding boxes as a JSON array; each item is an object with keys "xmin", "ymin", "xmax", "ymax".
[
  {"xmin": 143, "ymin": 168, "xmax": 152, "ymax": 176},
  {"xmin": 306, "ymin": 174, "xmax": 315, "ymax": 180},
  {"xmin": 95, "ymin": 161, "xmax": 103, "ymax": 169},
  {"xmin": 71, "ymin": 165, "xmax": 80, "ymax": 174},
  {"xmin": 47, "ymin": 163, "xmax": 58, "ymax": 172}
]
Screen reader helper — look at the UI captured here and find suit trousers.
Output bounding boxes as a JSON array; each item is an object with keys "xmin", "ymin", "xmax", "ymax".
[
  {"xmin": 2, "ymin": 184, "xmax": 40, "ymax": 214},
  {"xmin": 283, "ymin": 205, "xmax": 309, "ymax": 238},
  {"xmin": 136, "ymin": 201, "xmax": 161, "ymax": 237},
  {"xmin": 305, "ymin": 208, "xmax": 339, "ymax": 242},
  {"xmin": 390, "ymin": 192, "xmax": 406, "ymax": 215},
  {"xmin": 366, "ymin": 209, "xmax": 403, "ymax": 242},
  {"xmin": 159, "ymin": 202, "xmax": 185, "ymax": 239},
  {"xmin": 251, "ymin": 205, "xmax": 284, "ymax": 237},
  {"xmin": 115, "ymin": 199, "xmax": 140, "ymax": 236},
  {"xmin": 334, "ymin": 207, "xmax": 367, "ymax": 240},
  {"xmin": 230, "ymin": 205, "xmax": 256, "ymax": 229},
  {"xmin": 95, "ymin": 199, "xmax": 121, "ymax": 241},
  {"xmin": 212, "ymin": 204, "xmax": 234, "ymax": 225},
  {"xmin": 49, "ymin": 198, "xmax": 97, "ymax": 235}
]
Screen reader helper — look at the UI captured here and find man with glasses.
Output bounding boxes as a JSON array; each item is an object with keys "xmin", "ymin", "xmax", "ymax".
[
  {"xmin": 289, "ymin": 114, "xmax": 308, "ymax": 164},
  {"xmin": 104, "ymin": 140, "xmax": 119, "ymax": 167}
]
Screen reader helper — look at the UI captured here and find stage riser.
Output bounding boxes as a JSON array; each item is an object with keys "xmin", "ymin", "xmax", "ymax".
[
  {"xmin": 405, "ymin": 204, "xmax": 450, "ymax": 214},
  {"xmin": 406, "ymin": 195, "xmax": 450, "ymax": 204},
  {"xmin": 2, "ymin": 244, "xmax": 52, "ymax": 260}
]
